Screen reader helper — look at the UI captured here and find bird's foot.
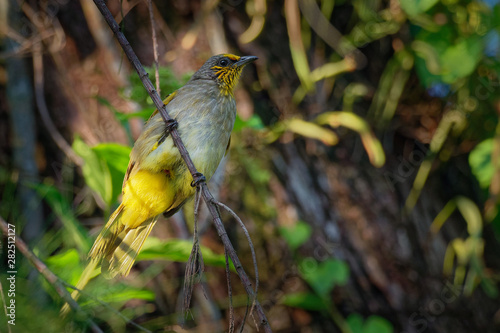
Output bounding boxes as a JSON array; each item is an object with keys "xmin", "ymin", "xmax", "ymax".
[
  {"xmin": 191, "ymin": 172, "xmax": 206, "ymax": 187},
  {"xmin": 164, "ymin": 118, "xmax": 178, "ymax": 133}
]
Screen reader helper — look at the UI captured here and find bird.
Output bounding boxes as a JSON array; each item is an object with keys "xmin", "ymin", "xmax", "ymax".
[{"xmin": 65, "ymin": 54, "xmax": 257, "ymax": 310}]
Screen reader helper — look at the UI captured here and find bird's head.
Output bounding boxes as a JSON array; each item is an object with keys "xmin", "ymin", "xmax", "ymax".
[{"xmin": 191, "ymin": 54, "xmax": 257, "ymax": 95}]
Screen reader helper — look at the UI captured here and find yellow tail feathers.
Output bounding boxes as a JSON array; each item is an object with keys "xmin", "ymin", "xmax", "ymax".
[
  {"xmin": 88, "ymin": 204, "xmax": 157, "ymax": 278},
  {"xmin": 88, "ymin": 204, "xmax": 126, "ymax": 262},
  {"xmin": 101, "ymin": 217, "xmax": 157, "ymax": 278},
  {"xmin": 61, "ymin": 204, "xmax": 158, "ymax": 317}
]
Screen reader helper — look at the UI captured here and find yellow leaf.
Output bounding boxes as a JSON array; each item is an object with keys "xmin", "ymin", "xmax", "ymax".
[
  {"xmin": 316, "ymin": 112, "xmax": 385, "ymax": 167},
  {"xmin": 286, "ymin": 119, "xmax": 338, "ymax": 145}
]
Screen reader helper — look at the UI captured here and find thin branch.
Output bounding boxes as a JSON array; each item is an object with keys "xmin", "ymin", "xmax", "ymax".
[
  {"xmin": 171, "ymin": 205, "xmax": 223, "ymax": 330},
  {"xmin": 92, "ymin": 1, "xmax": 271, "ymax": 331},
  {"xmin": 183, "ymin": 188, "xmax": 204, "ymax": 314},
  {"xmin": 201, "ymin": 186, "xmax": 269, "ymax": 331},
  {"xmin": 215, "ymin": 200, "xmax": 258, "ymax": 333},
  {"xmin": 32, "ymin": 41, "xmax": 84, "ymax": 167},
  {"xmin": 225, "ymin": 247, "xmax": 235, "ymax": 333},
  {"xmin": 215, "ymin": 201, "xmax": 259, "ymax": 305},
  {"xmin": 146, "ymin": 0, "xmax": 161, "ymax": 94},
  {"xmin": 0, "ymin": 217, "xmax": 103, "ymax": 333}
]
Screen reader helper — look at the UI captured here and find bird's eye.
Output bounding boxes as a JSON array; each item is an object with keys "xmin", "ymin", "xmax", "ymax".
[{"xmin": 219, "ymin": 58, "xmax": 229, "ymax": 67}]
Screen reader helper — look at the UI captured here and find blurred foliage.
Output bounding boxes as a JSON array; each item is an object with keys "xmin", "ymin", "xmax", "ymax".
[
  {"xmin": 347, "ymin": 314, "xmax": 393, "ymax": 333},
  {"xmin": 33, "ymin": 182, "xmax": 91, "ymax": 253},
  {"xmin": 137, "ymin": 237, "xmax": 235, "ymax": 271},
  {"xmin": 265, "ymin": 112, "xmax": 386, "ymax": 167},
  {"xmin": 299, "ymin": 257, "xmax": 349, "ymax": 297},
  {"xmin": 431, "ymin": 196, "xmax": 498, "ymax": 297},
  {"xmin": 72, "ymin": 137, "xmax": 131, "ymax": 209},
  {"xmin": 128, "ymin": 66, "xmax": 191, "ymax": 108},
  {"xmin": 469, "ymin": 138, "xmax": 496, "ymax": 189},
  {"xmin": 280, "ymin": 221, "xmax": 393, "ymax": 333},
  {"xmin": 279, "ymin": 220, "xmax": 312, "ymax": 251}
]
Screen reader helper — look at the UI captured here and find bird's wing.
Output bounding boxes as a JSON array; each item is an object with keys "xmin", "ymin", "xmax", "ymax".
[
  {"xmin": 122, "ymin": 91, "xmax": 179, "ymax": 187},
  {"xmin": 146, "ymin": 90, "xmax": 178, "ymax": 122},
  {"xmin": 225, "ymin": 136, "xmax": 231, "ymax": 156}
]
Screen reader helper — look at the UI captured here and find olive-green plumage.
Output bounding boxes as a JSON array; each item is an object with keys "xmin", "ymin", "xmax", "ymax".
[{"xmin": 64, "ymin": 54, "xmax": 256, "ymax": 313}]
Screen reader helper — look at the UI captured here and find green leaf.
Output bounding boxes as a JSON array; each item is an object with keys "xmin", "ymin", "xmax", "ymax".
[
  {"xmin": 414, "ymin": 27, "xmax": 483, "ymax": 85},
  {"xmin": 300, "ymin": 258, "xmax": 350, "ymax": 296},
  {"xmin": 45, "ymin": 249, "xmax": 83, "ymax": 286},
  {"xmin": 81, "ymin": 283, "xmax": 156, "ymax": 309},
  {"xmin": 73, "ymin": 136, "xmax": 113, "ymax": 206},
  {"xmin": 279, "ymin": 221, "xmax": 312, "ymax": 250},
  {"xmin": 469, "ymin": 138, "xmax": 494, "ymax": 189},
  {"xmin": 98, "ymin": 288, "xmax": 156, "ymax": 303},
  {"xmin": 73, "ymin": 138, "xmax": 132, "ymax": 207},
  {"xmin": 92, "ymin": 143, "xmax": 131, "ymax": 174},
  {"xmin": 347, "ymin": 313, "xmax": 365, "ymax": 333},
  {"xmin": 137, "ymin": 237, "xmax": 234, "ymax": 270},
  {"xmin": 364, "ymin": 316, "xmax": 393, "ymax": 333},
  {"xmin": 439, "ymin": 37, "xmax": 483, "ymax": 83},
  {"xmin": 92, "ymin": 143, "xmax": 131, "ymax": 205},
  {"xmin": 347, "ymin": 314, "xmax": 393, "ymax": 333},
  {"xmin": 413, "ymin": 26, "xmax": 452, "ymax": 87},
  {"xmin": 233, "ymin": 114, "xmax": 264, "ymax": 132},
  {"xmin": 400, "ymin": 0, "xmax": 438, "ymax": 17},
  {"xmin": 280, "ymin": 292, "xmax": 327, "ymax": 311}
]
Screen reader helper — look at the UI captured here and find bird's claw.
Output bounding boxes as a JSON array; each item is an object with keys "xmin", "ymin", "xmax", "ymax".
[
  {"xmin": 165, "ymin": 118, "xmax": 178, "ymax": 133},
  {"xmin": 191, "ymin": 172, "xmax": 206, "ymax": 187}
]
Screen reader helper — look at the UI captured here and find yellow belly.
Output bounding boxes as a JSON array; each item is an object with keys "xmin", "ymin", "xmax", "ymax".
[{"xmin": 121, "ymin": 170, "xmax": 175, "ymax": 228}]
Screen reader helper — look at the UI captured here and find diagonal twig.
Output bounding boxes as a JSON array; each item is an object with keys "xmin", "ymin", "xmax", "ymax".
[
  {"xmin": 92, "ymin": 1, "xmax": 271, "ymax": 331},
  {"xmin": 225, "ymin": 247, "xmax": 235, "ymax": 333},
  {"xmin": 214, "ymin": 200, "xmax": 259, "ymax": 332},
  {"xmin": 32, "ymin": 41, "xmax": 84, "ymax": 167},
  {"xmin": 183, "ymin": 188, "xmax": 204, "ymax": 316}
]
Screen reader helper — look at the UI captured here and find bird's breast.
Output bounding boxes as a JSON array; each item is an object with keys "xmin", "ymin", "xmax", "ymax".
[{"xmin": 177, "ymin": 94, "xmax": 236, "ymax": 179}]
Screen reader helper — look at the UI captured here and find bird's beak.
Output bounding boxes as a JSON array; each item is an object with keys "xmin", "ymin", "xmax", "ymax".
[{"xmin": 235, "ymin": 55, "xmax": 258, "ymax": 67}]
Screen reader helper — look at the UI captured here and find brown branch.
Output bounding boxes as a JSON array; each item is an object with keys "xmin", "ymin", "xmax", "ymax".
[
  {"xmin": 0, "ymin": 217, "xmax": 103, "ymax": 333},
  {"xmin": 32, "ymin": 41, "xmax": 84, "ymax": 167},
  {"xmin": 92, "ymin": 1, "xmax": 271, "ymax": 331},
  {"xmin": 183, "ymin": 188, "xmax": 204, "ymax": 315},
  {"xmin": 225, "ymin": 247, "xmax": 235, "ymax": 333},
  {"xmin": 215, "ymin": 200, "xmax": 258, "ymax": 332}
]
